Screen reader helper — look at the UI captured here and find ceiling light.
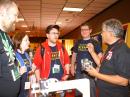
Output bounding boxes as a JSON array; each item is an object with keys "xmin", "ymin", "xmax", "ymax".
[
  {"xmin": 56, "ymin": 22, "xmax": 62, "ymax": 25},
  {"xmin": 22, "ymin": 25, "xmax": 27, "ymax": 27},
  {"xmin": 63, "ymin": 7, "xmax": 83, "ymax": 12},
  {"xmin": 17, "ymin": 18, "xmax": 24, "ymax": 22},
  {"xmin": 26, "ymin": 31, "xmax": 30, "ymax": 32}
]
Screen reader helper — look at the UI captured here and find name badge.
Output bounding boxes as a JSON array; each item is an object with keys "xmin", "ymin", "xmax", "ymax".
[
  {"xmin": 52, "ymin": 64, "xmax": 60, "ymax": 74},
  {"xmin": 24, "ymin": 82, "xmax": 31, "ymax": 89},
  {"xmin": 10, "ymin": 65, "xmax": 21, "ymax": 81}
]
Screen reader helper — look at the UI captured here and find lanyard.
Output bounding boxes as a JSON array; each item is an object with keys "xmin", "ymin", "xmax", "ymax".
[
  {"xmin": 0, "ymin": 31, "xmax": 15, "ymax": 62},
  {"xmin": 100, "ymin": 39, "xmax": 124, "ymax": 63}
]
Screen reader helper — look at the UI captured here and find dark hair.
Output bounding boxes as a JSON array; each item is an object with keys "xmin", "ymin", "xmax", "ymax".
[
  {"xmin": 81, "ymin": 23, "xmax": 92, "ymax": 29},
  {"xmin": 46, "ymin": 25, "xmax": 60, "ymax": 34},
  {"xmin": 12, "ymin": 32, "xmax": 27, "ymax": 50}
]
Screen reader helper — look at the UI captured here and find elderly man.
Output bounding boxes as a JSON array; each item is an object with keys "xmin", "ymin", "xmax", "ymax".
[
  {"xmin": 86, "ymin": 18, "xmax": 130, "ymax": 97},
  {"xmin": 0, "ymin": 0, "xmax": 20, "ymax": 97}
]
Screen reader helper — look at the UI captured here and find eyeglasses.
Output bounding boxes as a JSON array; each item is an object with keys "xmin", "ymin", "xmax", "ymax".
[
  {"xmin": 49, "ymin": 32, "xmax": 60, "ymax": 35},
  {"xmin": 81, "ymin": 29, "xmax": 90, "ymax": 32}
]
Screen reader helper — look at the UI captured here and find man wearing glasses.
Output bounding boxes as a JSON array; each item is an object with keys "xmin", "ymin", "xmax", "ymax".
[
  {"xmin": 86, "ymin": 18, "xmax": 130, "ymax": 97},
  {"xmin": 33, "ymin": 25, "xmax": 70, "ymax": 97},
  {"xmin": 71, "ymin": 24, "xmax": 102, "ymax": 97}
]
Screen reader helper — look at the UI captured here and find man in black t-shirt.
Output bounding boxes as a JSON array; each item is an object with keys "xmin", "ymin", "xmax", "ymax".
[
  {"xmin": 71, "ymin": 24, "xmax": 102, "ymax": 97},
  {"xmin": 86, "ymin": 18, "xmax": 130, "ymax": 97},
  {"xmin": 0, "ymin": 0, "xmax": 20, "ymax": 97}
]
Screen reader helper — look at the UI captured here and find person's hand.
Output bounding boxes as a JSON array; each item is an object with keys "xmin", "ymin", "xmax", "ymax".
[
  {"xmin": 20, "ymin": 66, "xmax": 27, "ymax": 75},
  {"xmin": 62, "ymin": 75, "xmax": 69, "ymax": 81},
  {"xmin": 32, "ymin": 63, "xmax": 37, "ymax": 72},
  {"xmin": 70, "ymin": 65, "xmax": 75, "ymax": 76},
  {"xmin": 28, "ymin": 70, "xmax": 34, "ymax": 76},
  {"xmin": 65, "ymin": 64, "xmax": 70, "ymax": 75},
  {"xmin": 87, "ymin": 43, "xmax": 94, "ymax": 54},
  {"xmin": 85, "ymin": 66, "xmax": 99, "ymax": 77}
]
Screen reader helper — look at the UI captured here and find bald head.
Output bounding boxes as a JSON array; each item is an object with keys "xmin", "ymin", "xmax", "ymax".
[
  {"xmin": 0, "ymin": 0, "xmax": 19, "ymax": 32},
  {"xmin": 0, "ymin": 0, "xmax": 16, "ymax": 11}
]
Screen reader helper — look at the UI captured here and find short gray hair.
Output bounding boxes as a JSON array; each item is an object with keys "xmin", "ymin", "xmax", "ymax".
[{"xmin": 102, "ymin": 18, "xmax": 124, "ymax": 38}]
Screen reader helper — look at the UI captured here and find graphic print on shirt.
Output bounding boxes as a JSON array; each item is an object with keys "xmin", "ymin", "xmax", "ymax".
[
  {"xmin": 0, "ymin": 32, "xmax": 20, "ymax": 81},
  {"xmin": 78, "ymin": 43, "xmax": 93, "ymax": 70},
  {"xmin": 23, "ymin": 59, "xmax": 30, "ymax": 66},
  {"xmin": 51, "ymin": 51, "xmax": 60, "ymax": 74},
  {"xmin": 23, "ymin": 59, "xmax": 31, "ymax": 72},
  {"xmin": 78, "ymin": 44, "xmax": 88, "ymax": 51},
  {"xmin": 0, "ymin": 33, "xmax": 15, "ymax": 63},
  {"xmin": 51, "ymin": 51, "xmax": 59, "ymax": 60}
]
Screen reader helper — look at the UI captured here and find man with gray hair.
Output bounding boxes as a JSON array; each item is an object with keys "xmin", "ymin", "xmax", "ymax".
[
  {"xmin": 86, "ymin": 18, "xmax": 130, "ymax": 97},
  {"xmin": 0, "ymin": 0, "xmax": 20, "ymax": 97}
]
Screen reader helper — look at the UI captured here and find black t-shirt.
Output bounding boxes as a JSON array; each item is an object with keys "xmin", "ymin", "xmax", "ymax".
[
  {"xmin": 73, "ymin": 39, "xmax": 102, "ymax": 72},
  {"xmin": 48, "ymin": 46, "xmax": 64, "ymax": 80},
  {"xmin": 0, "ymin": 31, "xmax": 13, "ymax": 75},
  {"xmin": 97, "ymin": 39, "xmax": 130, "ymax": 97},
  {"xmin": 0, "ymin": 30, "xmax": 16, "ymax": 78},
  {"xmin": 0, "ymin": 29, "xmax": 20, "ymax": 97}
]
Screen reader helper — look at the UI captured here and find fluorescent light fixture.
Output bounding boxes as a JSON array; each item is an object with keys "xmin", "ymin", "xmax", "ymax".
[
  {"xmin": 56, "ymin": 22, "xmax": 62, "ymax": 25},
  {"xmin": 21, "ymin": 25, "xmax": 27, "ymax": 27},
  {"xmin": 63, "ymin": 7, "xmax": 83, "ymax": 12},
  {"xmin": 26, "ymin": 30, "xmax": 30, "ymax": 32},
  {"xmin": 17, "ymin": 18, "xmax": 24, "ymax": 22}
]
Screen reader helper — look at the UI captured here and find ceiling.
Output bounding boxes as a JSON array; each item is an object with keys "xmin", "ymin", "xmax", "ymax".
[{"xmin": 9, "ymin": 0, "xmax": 119, "ymax": 37}]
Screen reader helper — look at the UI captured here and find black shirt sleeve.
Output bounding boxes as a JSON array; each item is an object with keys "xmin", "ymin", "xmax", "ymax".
[
  {"xmin": 0, "ymin": 61, "xmax": 1, "ymax": 77},
  {"xmin": 73, "ymin": 41, "xmax": 79, "ymax": 53},
  {"xmin": 91, "ymin": 39, "xmax": 102, "ymax": 54},
  {"xmin": 94, "ymin": 42, "xmax": 102, "ymax": 54},
  {"xmin": 114, "ymin": 44, "xmax": 130, "ymax": 79},
  {"xmin": 0, "ymin": 42, "xmax": 3, "ymax": 77}
]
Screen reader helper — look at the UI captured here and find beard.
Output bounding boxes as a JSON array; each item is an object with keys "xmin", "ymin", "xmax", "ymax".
[
  {"xmin": 7, "ymin": 23, "xmax": 15, "ymax": 32},
  {"xmin": 3, "ymin": 22, "xmax": 15, "ymax": 32}
]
